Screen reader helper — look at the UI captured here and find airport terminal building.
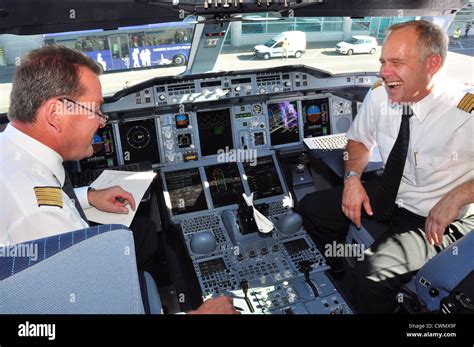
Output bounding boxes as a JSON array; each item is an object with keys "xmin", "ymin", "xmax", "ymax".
[
  {"xmin": 0, "ymin": 2, "xmax": 473, "ymax": 67},
  {"xmin": 226, "ymin": 3, "xmax": 473, "ymax": 47}
]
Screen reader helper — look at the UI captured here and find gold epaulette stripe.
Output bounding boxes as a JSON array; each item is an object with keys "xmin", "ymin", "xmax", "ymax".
[
  {"xmin": 457, "ymin": 93, "xmax": 473, "ymax": 113},
  {"xmin": 35, "ymin": 199, "xmax": 63, "ymax": 208},
  {"xmin": 36, "ymin": 200, "xmax": 63, "ymax": 207},
  {"xmin": 371, "ymin": 79, "xmax": 383, "ymax": 90},
  {"xmin": 34, "ymin": 186, "xmax": 63, "ymax": 208}
]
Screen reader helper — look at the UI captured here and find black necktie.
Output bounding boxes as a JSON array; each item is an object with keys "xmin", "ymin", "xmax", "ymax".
[
  {"xmin": 62, "ymin": 170, "xmax": 89, "ymax": 225},
  {"xmin": 374, "ymin": 107, "xmax": 414, "ymax": 220}
]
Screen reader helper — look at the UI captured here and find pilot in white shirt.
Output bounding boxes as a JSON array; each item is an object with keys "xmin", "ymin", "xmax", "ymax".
[
  {"xmin": 0, "ymin": 125, "xmax": 90, "ymax": 246},
  {"xmin": 299, "ymin": 20, "xmax": 474, "ymax": 314},
  {"xmin": 346, "ymin": 81, "xmax": 474, "ymax": 219},
  {"xmin": 0, "ymin": 45, "xmax": 238, "ymax": 315}
]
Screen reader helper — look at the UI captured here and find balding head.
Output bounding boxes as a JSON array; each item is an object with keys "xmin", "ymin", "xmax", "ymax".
[{"xmin": 387, "ymin": 20, "xmax": 448, "ymax": 66}]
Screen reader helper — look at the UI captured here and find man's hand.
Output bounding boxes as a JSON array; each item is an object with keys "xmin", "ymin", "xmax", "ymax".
[
  {"xmin": 342, "ymin": 178, "xmax": 373, "ymax": 228},
  {"xmin": 425, "ymin": 193, "xmax": 461, "ymax": 246},
  {"xmin": 188, "ymin": 296, "xmax": 240, "ymax": 314},
  {"xmin": 88, "ymin": 186, "xmax": 136, "ymax": 214}
]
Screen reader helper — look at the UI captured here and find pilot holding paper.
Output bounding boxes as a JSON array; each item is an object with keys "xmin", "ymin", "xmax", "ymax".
[{"xmin": 0, "ymin": 46, "xmax": 148, "ymax": 264}]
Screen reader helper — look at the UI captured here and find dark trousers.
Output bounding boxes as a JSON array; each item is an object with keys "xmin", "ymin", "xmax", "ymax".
[
  {"xmin": 298, "ymin": 182, "xmax": 474, "ymax": 313},
  {"xmin": 129, "ymin": 215, "xmax": 158, "ymax": 272}
]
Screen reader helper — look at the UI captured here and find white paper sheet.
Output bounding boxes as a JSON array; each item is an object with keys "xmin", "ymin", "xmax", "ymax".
[
  {"xmin": 84, "ymin": 170, "xmax": 156, "ymax": 227},
  {"xmin": 242, "ymin": 193, "xmax": 274, "ymax": 234}
]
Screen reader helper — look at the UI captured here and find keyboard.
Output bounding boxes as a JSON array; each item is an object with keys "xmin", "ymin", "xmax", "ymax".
[
  {"xmin": 70, "ymin": 161, "xmax": 153, "ymax": 188},
  {"xmin": 303, "ymin": 133, "xmax": 348, "ymax": 152},
  {"xmin": 304, "ymin": 133, "xmax": 384, "ymax": 178}
]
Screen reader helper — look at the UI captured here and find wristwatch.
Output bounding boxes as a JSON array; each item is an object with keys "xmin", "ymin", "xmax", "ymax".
[{"xmin": 344, "ymin": 170, "xmax": 360, "ymax": 181}]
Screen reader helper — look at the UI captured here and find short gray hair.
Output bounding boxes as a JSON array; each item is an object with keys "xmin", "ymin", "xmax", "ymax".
[
  {"xmin": 9, "ymin": 46, "xmax": 101, "ymax": 123},
  {"xmin": 387, "ymin": 20, "xmax": 448, "ymax": 66}
]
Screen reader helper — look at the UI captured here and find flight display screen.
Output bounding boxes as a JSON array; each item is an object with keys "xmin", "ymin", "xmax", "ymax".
[
  {"xmin": 165, "ymin": 168, "xmax": 207, "ymax": 215},
  {"xmin": 283, "ymin": 238, "xmax": 310, "ymax": 255},
  {"xmin": 198, "ymin": 258, "xmax": 227, "ymax": 277},
  {"xmin": 243, "ymin": 156, "xmax": 284, "ymax": 200},
  {"xmin": 205, "ymin": 163, "xmax": 244, "ymax": 208},
  {"xmin": 302, "ymin": 98, "xmax": 331, "ymax": 137},
  {"xmin": 79, "ymin": 124, "xmax": 117, "ymax": 171},
  {"xmin": 119, "ymin": 118, "xmax": 160, "ymax": 165},
  {"xmin": 175, "ymin": 113, "xmax": 190, "ymax": 129},
  {"xmin": 197, "ymin": 109, "xmax": 233, "ymax": 156},
  {"xmin": 267, "ymin": 101, "xmax": 300, "ymax": 146}
]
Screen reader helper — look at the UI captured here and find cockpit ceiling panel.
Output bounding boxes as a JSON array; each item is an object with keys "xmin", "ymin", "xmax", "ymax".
[{"xmin": 0, "ymin": 0, "xmax": 469, "ymax": 35}]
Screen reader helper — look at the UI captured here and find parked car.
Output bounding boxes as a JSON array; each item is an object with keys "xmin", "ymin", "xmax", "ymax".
[
  {"xmin": 335, "ymin": 35, "xmax": 378, "ymax": 55},
  {"xmin": 254, "ymin": 31, "xmax": 306, "ymax": 60}
]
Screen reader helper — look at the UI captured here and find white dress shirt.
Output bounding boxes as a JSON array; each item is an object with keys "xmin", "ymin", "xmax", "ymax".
[
  {"xmin": 0, "ymin": 124, "xmax": 91, "ymax": 245},
  {"xmin": 346, "ymin": 83, "xmax": 474, "ymax": 218}
]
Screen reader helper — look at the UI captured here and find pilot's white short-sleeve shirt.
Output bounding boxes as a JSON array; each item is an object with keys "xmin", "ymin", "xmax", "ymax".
[
  {"xmin": 0, "ymin": 125, "xmax": 90, "ymax": 246},
  {"xmin": 346, "ymin": 82, "xmax": 474, "ymax": 218}
]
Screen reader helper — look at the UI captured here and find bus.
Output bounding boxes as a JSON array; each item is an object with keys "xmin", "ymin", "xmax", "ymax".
[{"xmin": 43, "ymin": 21, "xmax": 194, "ymax": 71}]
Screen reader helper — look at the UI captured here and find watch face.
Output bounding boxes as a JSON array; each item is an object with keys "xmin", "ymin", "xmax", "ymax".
[{"xmin": 344, "ymin": 171, "xmax": 358, "ymax": 180}]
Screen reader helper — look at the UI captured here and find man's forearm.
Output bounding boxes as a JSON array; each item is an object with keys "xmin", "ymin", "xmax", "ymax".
[
  {"xmin": 344, "ymin": 140, "xmax": 371, "ymax": 176},
  {"xmin": 448, "ymin": 180, "xmax": 474, "ymax": 208}
]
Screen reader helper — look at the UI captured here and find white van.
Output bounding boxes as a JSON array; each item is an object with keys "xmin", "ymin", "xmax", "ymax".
[{"xmin": 254, "ymin": 31, "xmax": 306, "ymax": 60}]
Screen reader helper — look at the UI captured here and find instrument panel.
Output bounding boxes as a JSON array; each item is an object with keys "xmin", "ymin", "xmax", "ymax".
[
  {"xmin": 161, "ymin": 153, "xmax": 288, "ymax": 218},
  {"xmin": 74, "ymin": 66, "xmax": 376, "ymax": 314},
  {"xmin": 80, "ymin": 66, "xmax": 374, "ymax": 172}
]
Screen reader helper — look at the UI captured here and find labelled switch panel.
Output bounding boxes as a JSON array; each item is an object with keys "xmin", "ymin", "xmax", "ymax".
[{"xmin": 232, "ymin": 103, "xmax": 269, "ymax": 151}]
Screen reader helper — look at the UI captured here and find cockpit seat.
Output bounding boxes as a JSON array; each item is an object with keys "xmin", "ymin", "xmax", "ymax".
[
  {"xmin": 0, "ymin": 224, "xmax": 162, "ymax": 314},
  {"xmin": 398, "ymin": 230, "xmax": 474, "ymax": 313}
]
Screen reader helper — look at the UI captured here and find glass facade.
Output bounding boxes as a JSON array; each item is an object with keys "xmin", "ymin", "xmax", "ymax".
[
  {"xmin": 240, "ymin": 15, "xmax": 417, "ymax": 41},
  {"xmin": 365, "ymin": 17, "xmax": 417, "ymax": 40},
  {"xmin": 351, "ymin": 18, "xmax": 371, "ymax": 31},
  {"xmin": 242, "ymin": 16, "xmax": 343, "ymax": 34},
  {"xmin": 226, "ymin": 15, "xmax": 421, "ymax": 47}
]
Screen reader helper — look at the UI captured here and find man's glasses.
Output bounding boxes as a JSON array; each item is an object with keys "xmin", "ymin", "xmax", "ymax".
[{"xmin": 60, "ymin": 97, "xmax": 109, "ymax": 126}]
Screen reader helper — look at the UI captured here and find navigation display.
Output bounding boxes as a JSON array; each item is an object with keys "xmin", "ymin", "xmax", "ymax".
[
  {"xmin": 267, "ymin": 101, "xmax": 300, "ymax": 146},
  {"xmin": 119, "ymin": 118, "xmax": 160, "ymax": 165}
]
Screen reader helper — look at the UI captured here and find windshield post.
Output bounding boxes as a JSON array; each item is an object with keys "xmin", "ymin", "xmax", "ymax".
[{"xmin": 185, "ymin": 20, "xmax": 230, "ymax": 75}]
